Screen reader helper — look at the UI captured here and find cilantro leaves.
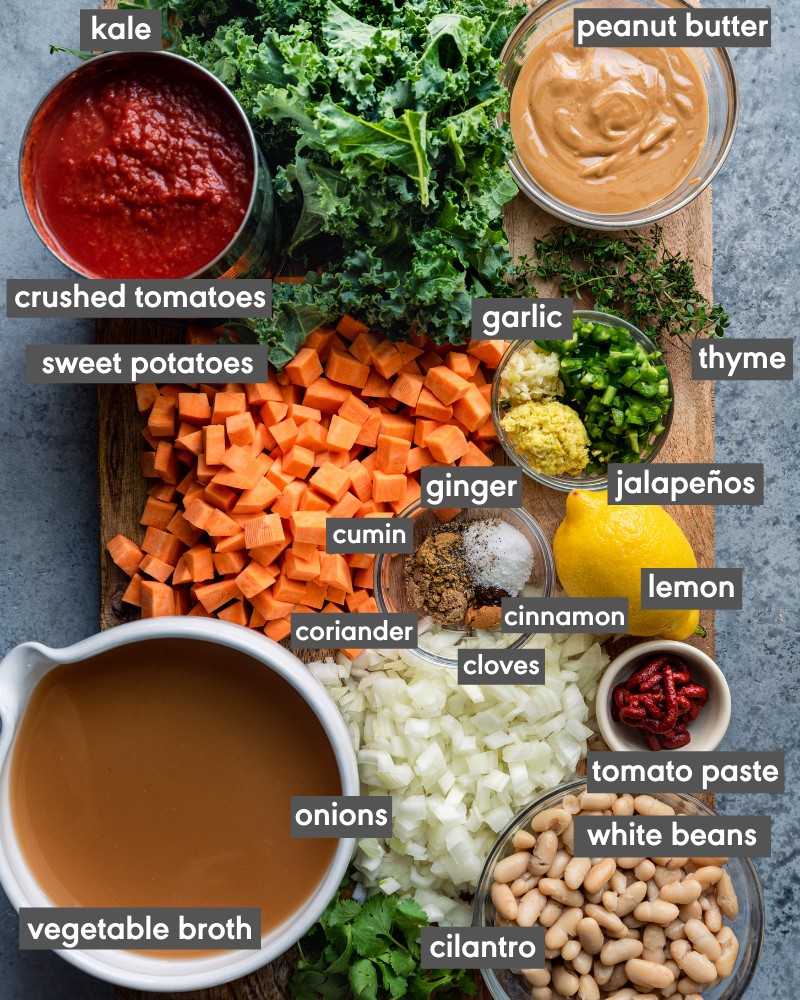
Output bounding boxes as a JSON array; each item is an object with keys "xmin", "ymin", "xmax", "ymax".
[{"xmin": 291, "ymin": 890, "xmax": 474, "ymax": 1000}]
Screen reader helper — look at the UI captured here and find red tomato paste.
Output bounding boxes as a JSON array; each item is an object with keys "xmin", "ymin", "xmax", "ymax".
[{"xmin": 28, "ymin": 58, "xmax": 254, "ymax": 278}]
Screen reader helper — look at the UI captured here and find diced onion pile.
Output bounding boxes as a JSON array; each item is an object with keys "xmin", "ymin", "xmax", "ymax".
[{"xmin": 306, "ymin": 632, "xmax": 611, "ymax": 925}]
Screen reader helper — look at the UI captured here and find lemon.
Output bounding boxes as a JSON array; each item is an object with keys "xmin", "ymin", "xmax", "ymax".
[{"xmin": 553, "ymin": 491, "xmax": 699, "ymax": 640}]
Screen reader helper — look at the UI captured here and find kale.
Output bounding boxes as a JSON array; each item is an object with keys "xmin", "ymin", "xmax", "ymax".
[{"xmin": 177, "ymin": 0, "xmax": 526, "ymax": 365}]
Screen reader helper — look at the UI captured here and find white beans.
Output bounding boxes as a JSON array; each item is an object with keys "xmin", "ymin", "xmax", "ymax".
[
  {"xmin": 660, "ymin": 879, "xmax": 702, "ymax": 905},
  {"xmin": 532, "ymin": 808, "xmax": 572, "ymax": 836},
  {"xmin": 564, "ymin": 857, "xmax": 592, "ymax": 890},
  {"xmin": 513, "ymin": 829, "xmax": 537, "ymax": 850},
  {"xmin": 552, "ymin": 965, "xmax": 579, "ymax": 996},
  {"xmin": 491, "ymin": 882, "xmax": 518, "ymax": 921},
  {"xmin": 584, "ymin": 858, "xmax": 616, "ymax": 894},
  {"xmin": 530, "ymin": 830, "xmax": 559, "ymax": 876},
  {"xmin": 545, "ymin": 907, "xmax": 584, "ymax": 950},
  {"xmin": 715, "ymin": 871, "xmax": 739, "ymax": 919},
  {"xmin": 517, "ymin": 887, "xmax": 547, "ymax": 927},
  {"xmin": 494, "ymin": 851, "xmax": 532, "ymax": 883},
  {"xmin": 684, "ymin": 919, "xmax": 721, "ymax": 961},
  {"xmin": 624, "ymin": 959, "xmax": 675, "ymax": 989},
  {"xmin": 577, "ymin": 917, "xmax": 604, "ymax": 955},
  {"xmin": 539, "ymin": 878, "xmax": 585, "ymax": 908},
  {"xmin": 714, "ymin": 925, "xmax": 739, "ymax": 978},
  {"xmin": 633, "ymin": 900, "xmax": 680, "ymax": 925},
  {"xmin": 601, "ymin": 938, "xmax": 644, "ymax": 965},
  {"xmin": 633, "ymin": 796, "xmax": 675, "ymax": 816},
  {"xmin": 490, "ymin": 789, "xmax": 740, "ymax": 1000}
]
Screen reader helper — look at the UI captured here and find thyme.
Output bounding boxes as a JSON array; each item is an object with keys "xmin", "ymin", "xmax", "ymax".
[{"xmin": 513, "ymin": 225, "xmax": 729, "ymax": 346}]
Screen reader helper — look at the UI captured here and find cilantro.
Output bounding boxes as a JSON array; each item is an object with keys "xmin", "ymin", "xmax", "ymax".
[{"xmin": 291, "ymin": 886, "xmax": 474, "ymax": 1000}]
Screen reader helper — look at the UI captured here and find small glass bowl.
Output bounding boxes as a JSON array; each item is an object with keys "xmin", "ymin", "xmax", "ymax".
[
  {"xmin": 499, "ymin": 0, "xmax": 739, "ymax": 229},
  {"xmin": 473, "ymin": 779, "xmax": 764, "ymax": 1000},
  {"xmin": 491, "ymin": 310, "xmax": 674, "ymax": 493},
  {"xmin": 373, "ymin": 502, "xmax": 555, "ymax": 668}
]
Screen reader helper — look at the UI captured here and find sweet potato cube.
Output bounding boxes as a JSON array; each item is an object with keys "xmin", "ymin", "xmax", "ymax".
[
  {"xmin": 226, "ymin": 411, "xmax": 256, "ymax": 447},
  {"xmin": 326, "ymin": 415, "xmax": 361, "ymax": 453},
  {"xmin": 244, "ymin": 513, "xmax": 285, "ymax": 549},
  {"xmin": 459, "ymin": 441, "xmax": 495, "ymax": 467},
  {"xmin": 142, "ymin": 526, "xmax": 184, "ymax": 566},
  {"xmin": 327, "ymin": 491, "xmax": 362, "ymax": 518},
  {"xmin": 107, "ymin": 535, "xmax": 144, "ymax": 576},
  {"xmin": 194, "ymin": 579, "xmax": 243, "ymax": 613},
  {"xmin": 233, "ymin": 477, "xmax": 281, "ymax": 514},
  {"xmin": 444, "ymin": 351, "xmax": 473, "ymax": 379},
  {"xmin": 317, "ymin": 554, "xmax": 354, "ymax": 595},
  {"xmin": 325, "ymin": 349, "xmax": 369, "ymax": 389},
  {"xmin": 296, "ymin": 419, "xmax": 328, "ymax": 453},
  {"xmin": 140, "ymin": 497, "xmax": 178, "ymax": 530},
  {"xmin": 284, "ymin": 549, "xmax": 322, "ymax": 582},
  {"xmin": 424, "ymin": 365, "xmax": 471, "ymax": 405},
  {"xmin": 291, "ymin": 510, "xmax": 328, "ymax": 546},
  {"xmin": 140, "ymin": 581, "xmax": 175, "ymax": 618},
  {"xmin": 135, "ymin": 383, "xmax": 158, "ymax": 415},
  {"xmin": 211, "ymin": 391, "xmax": 246, "ymax": 424},
  {"xmin": 414, "ymin": 388, "xmax": 453, "ymax": 422},
  {"xmin": 373, "ymin": 470, "xmax": 408, "ymax": 503},
  {"xmin": 236, "ymin": 560, "xmax": 278, "ymax": 600},
  {"xmin": 425, "ymin": 425, "xmax": 470, "ymax": 464},
  {"xmin": 271, "ymin": 418, "xmax": 299, "ymax": 454},
  {"xmin": 376, "ymin": 434, "xmax": 412, "ymax": 475},
  {"xmin": 282, "ymin": 445, "xmax": 315, "ymax": 479},
  {"xmin": 466, "ymin": 339, "xmax": 509, "ymax": 368},
  {"xmin": 148, "ymin": 396, "xmax": 176, "ymax": 438},
  {"xmin": 453, "ymin": 385, "xmax": 492, "ymax": 432},
  {"xmin": 309, "ymin": 462, "xmax": 350, "ymax": 502},
  {"xmin": 285, "ymin": 346, "xmax": 324, "ymax": 388},
  {"xmin": 370, "ymin": 340, "xmax": 404, "ymax": 380},
  {"xmin": 354, "ymin": 409, "xmax": 382, "ymax": 448}
]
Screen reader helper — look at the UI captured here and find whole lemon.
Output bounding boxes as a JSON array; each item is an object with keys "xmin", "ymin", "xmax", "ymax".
[{"xmin": 553, "ymin": 491, "xmax": 699, "ymax": 639}]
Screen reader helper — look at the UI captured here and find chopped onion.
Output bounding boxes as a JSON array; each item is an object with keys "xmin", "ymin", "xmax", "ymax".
[{"xmin": 305, "ymin": 634, "xmax": 610, "ymax": 916}]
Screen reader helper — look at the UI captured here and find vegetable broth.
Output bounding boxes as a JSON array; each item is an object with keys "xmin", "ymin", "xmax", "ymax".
[{"xmin": 10, "ymin": 639, "xmax": 340, "ymax": 952}]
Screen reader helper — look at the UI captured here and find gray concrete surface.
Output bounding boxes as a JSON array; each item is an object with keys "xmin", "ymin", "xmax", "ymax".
[{"xmin": 0, "ymin": 0, "xmax": 797, "ymax": 997}]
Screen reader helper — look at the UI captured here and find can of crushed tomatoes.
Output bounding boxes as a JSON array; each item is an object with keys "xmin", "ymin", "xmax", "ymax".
[{"xmin": 20, "ymin": 50, "xmax": 280, "ymax": 282}]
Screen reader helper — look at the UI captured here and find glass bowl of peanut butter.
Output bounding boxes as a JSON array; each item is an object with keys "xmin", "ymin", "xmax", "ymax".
[{"xmin": 500, "ymin": 0, "xmax": 738, "ymax": 228}]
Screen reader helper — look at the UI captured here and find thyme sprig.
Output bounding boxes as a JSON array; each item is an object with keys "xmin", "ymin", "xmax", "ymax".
[{"xmin": 513, "ymin": 225, "xmax": 729, "ymax": 347}]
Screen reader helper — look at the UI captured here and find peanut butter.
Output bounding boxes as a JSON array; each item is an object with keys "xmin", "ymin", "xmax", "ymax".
[{"xmin": 510, "ymin": 27, "xmax": 707, "ymax": 214}]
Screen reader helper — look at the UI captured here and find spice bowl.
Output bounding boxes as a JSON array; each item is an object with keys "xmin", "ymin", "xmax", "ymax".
[
  {"xmin": 373, "ymin": 503, "xmax": 555, "ymax": 667},
  {"xmin": 491, "ymin": 311, "xmax": 674, "ymax": 493},
  {"xmin": 499, "ymin": 0, "xmax": 738, "ymax": 229},
  {"xmin": 596, "ymin": 639, "xmax": 731, "ymax": 752},
  {"xmin": 473, "ymin": 779, "xmax": 764, "ymax": 1000}
]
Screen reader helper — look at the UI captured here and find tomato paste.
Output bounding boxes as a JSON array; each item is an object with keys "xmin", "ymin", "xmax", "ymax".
[{"xmin": 27, "ymin": 57, "xmax": 254, "ymax": 279}]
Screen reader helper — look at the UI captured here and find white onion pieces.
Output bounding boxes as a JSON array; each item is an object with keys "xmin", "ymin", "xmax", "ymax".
[{"xmin": 305, "ymin": 632, "xmax": 611, "ymax": 924}]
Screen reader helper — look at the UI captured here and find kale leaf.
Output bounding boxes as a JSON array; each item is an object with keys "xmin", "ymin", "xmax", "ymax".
[{"xmin": 176, "ymin": 0, "xmax": 526, "ymax": 365}]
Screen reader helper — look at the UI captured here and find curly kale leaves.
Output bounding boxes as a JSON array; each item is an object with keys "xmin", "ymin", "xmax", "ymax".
[
  {"xmin": 177, "ymin": 0, "xmax": 525, "ymax": 365},
  {"xmin": 291, "ymin": 890, "xmax": 475, "ymax": 1000}
]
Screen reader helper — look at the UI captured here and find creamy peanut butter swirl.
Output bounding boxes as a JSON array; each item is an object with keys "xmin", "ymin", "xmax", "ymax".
[{"xmin": 511, "ymin": 27, "xmax": 707, "ymax": 214}]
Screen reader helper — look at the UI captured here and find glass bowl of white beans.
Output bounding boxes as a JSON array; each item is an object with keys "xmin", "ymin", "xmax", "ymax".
[{"xmin": 473, "ymin": 779, "xmax": 763, "ymax": 1000}]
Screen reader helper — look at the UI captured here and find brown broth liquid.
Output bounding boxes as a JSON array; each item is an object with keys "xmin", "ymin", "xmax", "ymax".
[{"xmin": 10, "ymin": 639, "xmax": 341, "ymax": 957}]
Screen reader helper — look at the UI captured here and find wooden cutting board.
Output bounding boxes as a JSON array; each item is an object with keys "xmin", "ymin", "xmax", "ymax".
[{"xmin": 99, "ymin": 189, "xmax": 716, "ymax": 1000}]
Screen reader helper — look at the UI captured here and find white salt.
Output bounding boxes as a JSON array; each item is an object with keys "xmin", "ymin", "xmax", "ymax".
[{"xmin": 462, "ymin": 520, "xmax": 534, "ymax": 597}]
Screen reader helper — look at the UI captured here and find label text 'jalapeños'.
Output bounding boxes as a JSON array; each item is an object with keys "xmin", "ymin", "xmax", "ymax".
[{"xmin": 609, "ymin": 463, "xmax": 764, "ymax": 505}]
